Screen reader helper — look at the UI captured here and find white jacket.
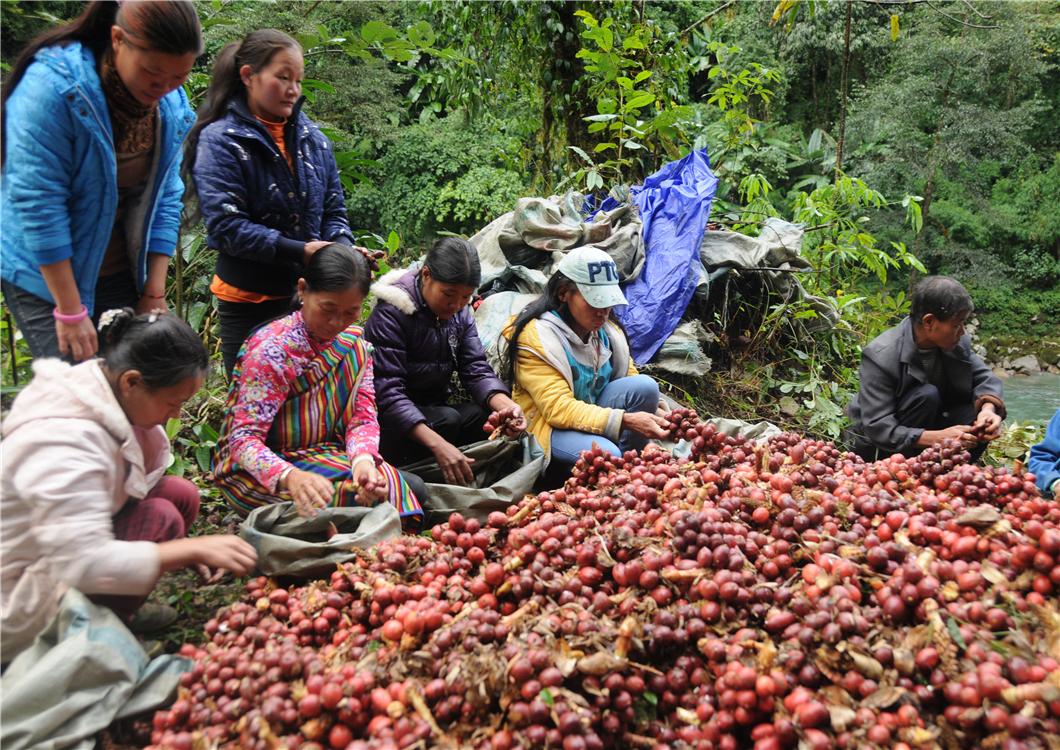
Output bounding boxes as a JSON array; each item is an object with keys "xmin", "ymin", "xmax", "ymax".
[{"xmin": 1, "ymin": 359, "xmax": 170, "ymax": 659}]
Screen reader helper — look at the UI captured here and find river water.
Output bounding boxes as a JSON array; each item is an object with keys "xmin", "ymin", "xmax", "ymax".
[{"xmin": 1000, "ymin": 372, "xmax": 1060, "ymax": 423}]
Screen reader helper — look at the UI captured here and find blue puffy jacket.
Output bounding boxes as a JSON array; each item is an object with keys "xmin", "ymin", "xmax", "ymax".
[
  {"xmin": 1, "ymin": 43, "xmax": 194, "ymax": 315},
  {"xmin": 193, "ymin": 97, "xmax": 353, "ymax": 297}
]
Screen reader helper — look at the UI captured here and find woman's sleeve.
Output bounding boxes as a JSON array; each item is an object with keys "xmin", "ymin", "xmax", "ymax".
[
  {"xmin": 344, "ymin": 356, "xmax": 381, "ymax": 460},
  {"xmin": 3, "ymin": 66, "xmax": 79, "ymax": 265},
  {"xmin": 146, "ymin": 97, "xmax": 194, "ymax": 256},
  {"xmin": 1029, "ymin": 410, "xmax": 1060, "ymax": 496},
  {"xmin": 516, "ymin": 347, "xmax": 622, "ymax": 442},
  {"xmin": 227, "ymin": 340, "xmax": 298, "ymax": 491},
  {"xmin": 9, "ymin": 425, "xmax": 160, "ymax": 596},
  {"xmin": 194, "ymin": 128, "xmax": 305, "ymax": 264}
]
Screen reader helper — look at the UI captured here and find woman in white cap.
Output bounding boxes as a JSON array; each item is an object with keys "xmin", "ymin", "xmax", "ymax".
[{"xmin": 502, "ymin": 246, "xmax": 669, "ymax": 473}]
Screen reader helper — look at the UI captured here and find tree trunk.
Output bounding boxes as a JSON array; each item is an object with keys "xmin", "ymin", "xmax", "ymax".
[
  {"xmin": 835, "ymin": 0, "xmax": 853, "ymax": 175},
  {"xmin": 911, "ymin": 65, "xmax": 958, "ymax": 289}
]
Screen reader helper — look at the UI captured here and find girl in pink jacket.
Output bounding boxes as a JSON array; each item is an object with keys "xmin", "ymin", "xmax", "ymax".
[{"xmin": 1, "ymin": 310, "xmax": 255, "ymax": 661}]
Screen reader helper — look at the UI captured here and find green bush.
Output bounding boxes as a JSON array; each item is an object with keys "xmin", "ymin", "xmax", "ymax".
[
  {"xmin": 966, "ymin": 281, "xmax": 1060, "ymax": 343},
  {"xmin": 435, "ymin": 166, "xmax": 526, "ymax": 232},
  {"xmin": 347, "ymin": 113, "xmax": 530, "ymax": 246}
]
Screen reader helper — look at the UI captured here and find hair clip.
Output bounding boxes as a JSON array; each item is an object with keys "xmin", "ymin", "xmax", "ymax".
[{"xmin": 97, "ymin": 308, "xmax": 124, "ymax": 331}]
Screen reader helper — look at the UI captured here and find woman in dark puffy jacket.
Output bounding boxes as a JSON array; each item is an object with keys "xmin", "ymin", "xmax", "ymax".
[
  {"xmin": 184, "ymin": 29, "xmax": 354, "ymax": 375},
  {"xmin": 365, "ymin": 238, "xmax": 526, "ymax": 486}
]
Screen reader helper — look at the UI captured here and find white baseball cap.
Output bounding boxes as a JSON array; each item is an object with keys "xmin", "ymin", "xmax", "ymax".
[{"xmin": 557, "ymin": 247, "xmax": 628, "ymax": 309}]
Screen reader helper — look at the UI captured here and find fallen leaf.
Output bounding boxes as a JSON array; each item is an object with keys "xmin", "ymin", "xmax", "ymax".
[
  {"xmin": 577, "ymin": 652, "xmax": 629, "ymax": 676},
  {"xmin": 828, "ymin": 705, "xmax": 857, "ymax": 733},
  {"xmin": 955, "ymin": 506, "xmax": 1001, "ymax": 528},
  {"xmin": 861, "ymin": 686, "xmax": 912, "ymax": 710}
]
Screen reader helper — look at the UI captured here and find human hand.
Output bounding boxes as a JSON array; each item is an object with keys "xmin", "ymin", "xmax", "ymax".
[
  {"xmin": 352, "ymin": 460, "xmax": 387, "ymax": 505},
  {"xmin": 971, "ymin": 405, "xmax": 1003, "ymax": 441},
  {"xmin": 431, "ymin": 439, "xmax": 475, "ymax": 485},
  {"xmin": 56, "ymin": 316, "xmax": 98, "ymax": 361},
  {"xmin": 191, "ymin": 535, "xmax": 257, "ymax": 576},
  {"xmin": 621, "ymin": 411, "xmax": 671, "ymax": 440},
  {"xmin": 924, "ymin": 424, "xmax": 978, "ymax": 448},
  {"xmin": 483, "ymin": 405, "xmax": 527, "ymax": 439},
  {"xmin": 352, "ymin": 245, "xmax": 387, "ymax": 272},
  {"xmin": 303, "ymin": 240, "xmax": 331, "ymax": 265},
  {"xmin": 193, "ymin": 563, "xmax": 228, "ymax": 585},
  {"xmin": 135, "ymin": 293, "xmax": 168, "ymax": 316},
  {"xmin": 283, "ymin": 468, "xmax": 334, "ymax": 517}
]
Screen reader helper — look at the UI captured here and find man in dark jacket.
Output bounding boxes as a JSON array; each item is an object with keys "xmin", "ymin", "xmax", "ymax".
[
  {"xmin": 364, "ymin": 239, "xmax": 525, "ymax": 485},
  {"xmin": 847, "ymin": 276, "xmax": 1005, "ymax": 461}
]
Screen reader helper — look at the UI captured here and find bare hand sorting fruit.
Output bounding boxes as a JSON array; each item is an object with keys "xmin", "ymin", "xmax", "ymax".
[{"xmin": 483, "ymin": 405, "xmax": 528, "ymax": 440}]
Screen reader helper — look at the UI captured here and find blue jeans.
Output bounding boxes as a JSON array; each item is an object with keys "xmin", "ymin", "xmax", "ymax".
[{"xmin": 550, "ymin": 374, "xmax": 660, "ymax": 467}]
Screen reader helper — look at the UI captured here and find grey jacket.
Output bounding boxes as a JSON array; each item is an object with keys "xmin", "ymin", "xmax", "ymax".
[{"xmin": 847, "ymin": 317, "xmax": 1005, "ymax": 455}]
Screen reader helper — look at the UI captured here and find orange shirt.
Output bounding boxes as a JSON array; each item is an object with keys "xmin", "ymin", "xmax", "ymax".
[{"xmin": 256, "ymin": 115, "xmax": 292, "ymax": 170}]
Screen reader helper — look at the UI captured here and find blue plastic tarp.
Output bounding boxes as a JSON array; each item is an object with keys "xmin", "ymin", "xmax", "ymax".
[{"xmin": 617, "ymin": 150, "xmax": 717, "ymax": 364}]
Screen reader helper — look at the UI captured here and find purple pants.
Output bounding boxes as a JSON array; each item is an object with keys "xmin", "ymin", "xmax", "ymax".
[{"xmin": 92, "ymin": 476, "xmax": 200, "ymax": 620}]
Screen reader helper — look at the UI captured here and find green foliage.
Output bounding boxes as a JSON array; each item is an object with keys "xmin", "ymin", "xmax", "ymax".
[
  {"xmin": 435, "ymin": 166, "xmax": 527, "ymax": 230},
  {"xmin": 566, "ymin": 8, "xmax": 694, "ymax": 188},
  {"xmin": 793, "ymin": 175, "xmax": 925, "ymax": 291},
  {"xmin": 984, "ymin": 421, "xmax": 1047, "ymax": 467},
  {"xmin": 165, "ymin": 419, "xmax": 220, "ymax": 478},
  {"xmin": 0, "ymin": 305, "xmax": 33, "ymax": 402},
  {"xmin": 347, "ymin": 114, "xmax": 530, "ymax": 245}
]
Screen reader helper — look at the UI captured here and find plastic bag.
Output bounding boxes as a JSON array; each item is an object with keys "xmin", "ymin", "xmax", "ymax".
[
  {"xmin": 239, "ymin": 502, "xmax": 402, "ymax": 578},
  {"xmin": 0, "ymin": 590, "xmax": 189, "ymax": 750},
  {"xmin": 619, "ymin": 150, "xmax": 718, "ymax": 364},
  {"xmin": 400, "ymin": 438, "xmax": 544, "ymax": 527}
]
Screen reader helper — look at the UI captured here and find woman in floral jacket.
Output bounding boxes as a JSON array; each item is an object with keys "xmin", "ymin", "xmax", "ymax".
[{"xmin": 212, "ymin": 244, "xmax": 422, "ymax": 528}]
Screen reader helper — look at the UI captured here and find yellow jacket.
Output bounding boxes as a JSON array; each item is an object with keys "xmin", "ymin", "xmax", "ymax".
[{"xmin": 505, "ymin": 316, "xmax": 637, "ymax": 457}]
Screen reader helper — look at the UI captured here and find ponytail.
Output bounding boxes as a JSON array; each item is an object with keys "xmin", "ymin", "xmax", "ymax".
[
  {"xmin": 502, "ymin": 272, "xmax": 578, "ymax": 386},
  {"xmin": 98, "ymin": 308, "xmax": 208, "ymax": 389}
]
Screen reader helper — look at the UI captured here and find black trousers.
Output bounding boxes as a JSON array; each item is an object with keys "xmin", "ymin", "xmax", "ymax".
[
  {"xmin": 853, "ymin": 383, "xmax": 984, "ymax": 462},
  {"xmin": 380, "ymin": 402, "xmax": 487, "ymax": 468},
  {"xmin": 217, "ymin": 297, "xmax": 292, "ymax": 376}
]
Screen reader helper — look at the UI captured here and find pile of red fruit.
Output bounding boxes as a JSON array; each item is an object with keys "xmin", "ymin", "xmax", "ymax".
[{"xmin": 145, "ymin": 413, "xmax": 1059, "ymax": 750}]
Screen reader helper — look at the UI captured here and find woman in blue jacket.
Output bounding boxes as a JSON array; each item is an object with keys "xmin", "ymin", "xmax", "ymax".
[
  {"xmin": 1, "ymin": 0, "xmax": 201, "ymax": 362},
  {"xmin": 184, "ymin": 29, "xmax": 355, "ymax": 375}
]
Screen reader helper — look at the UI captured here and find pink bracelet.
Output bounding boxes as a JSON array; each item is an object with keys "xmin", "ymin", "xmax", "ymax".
[{"xmin": 53, "ymin": 305, "xmax": 89, "ymax": 324}]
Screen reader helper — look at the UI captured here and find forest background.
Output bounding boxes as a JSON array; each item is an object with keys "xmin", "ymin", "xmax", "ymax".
[{"xmin": 2, "ymin": 0, "xmax": 1058, "ymax": 465}]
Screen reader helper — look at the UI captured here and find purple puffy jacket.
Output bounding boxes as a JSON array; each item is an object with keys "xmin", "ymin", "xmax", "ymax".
[{"xmin": 364, "ymin": 269, "xmax": 508, "ymax": 436}]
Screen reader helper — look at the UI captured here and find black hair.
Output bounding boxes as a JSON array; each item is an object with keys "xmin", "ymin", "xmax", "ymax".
[
  {"xmin": 910, "ymin": 276, "xmax": 974, "ymax": 325},
  {"xmin": 97, "ymin": 309, "xmax": 208, "ymax": 389},
  {"xmin": 422, "ymin": 237, "xmax": 482, "ymax": 288},
  {"xmin": 502, "ymin": 271, "xmax": 580, "ymax": 386},
  {"xmin": 2, "ymin": 1, "xmax": 202, "ymax": 160},
  {"xmin": 183, "ymin": 28, "xmax": 301, "ymax": 209},
  {"xmin": 297, "ymin": 243, "xmax": 372, "ymax": 306}
]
